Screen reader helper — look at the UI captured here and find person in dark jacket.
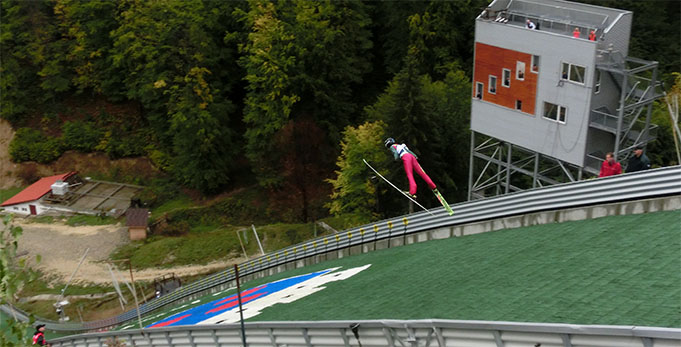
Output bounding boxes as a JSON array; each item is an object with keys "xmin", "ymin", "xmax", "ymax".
[
  {"xmin": 32, "ymin": 324, "xmax": 51, "ymax": 346},
  {"xmin": 626, "ymin": 146, "xmax": 651, "ymax": 173},
  {"xmin": 599, "ymin": 152, "xmax": 622, "ymax": 177}
]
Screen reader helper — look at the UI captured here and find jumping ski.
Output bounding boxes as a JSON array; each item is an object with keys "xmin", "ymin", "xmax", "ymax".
[
  {"xmin": 413, "ymin": 162, "xmax": 454, "ymax": 216},
  {"xmin": 363, "ymin": 159, "xmax": 435, "ymax": 216},
  {"xmin": 432, "ymin": 183, "xmax": 454, "ymax": 215}
]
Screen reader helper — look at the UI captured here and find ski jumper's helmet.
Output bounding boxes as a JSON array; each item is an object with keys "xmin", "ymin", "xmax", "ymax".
[{"xmin": 384, "ymin": 137, "xmax": 395, "ymax": 148}]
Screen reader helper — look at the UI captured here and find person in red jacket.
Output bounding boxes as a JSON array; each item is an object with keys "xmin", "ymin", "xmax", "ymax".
[
  {"xmin": 599, "ymin": 152, "xmax": 622, "ymax": 177},
  {"xmin": 32, "ymin": 324, "xmax": 51, "ymax": 346}
]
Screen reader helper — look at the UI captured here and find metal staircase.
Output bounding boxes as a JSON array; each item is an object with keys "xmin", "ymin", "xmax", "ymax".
[{"xmin": 584, "ymin": 48, "xmax": 663, "ymax": 175}]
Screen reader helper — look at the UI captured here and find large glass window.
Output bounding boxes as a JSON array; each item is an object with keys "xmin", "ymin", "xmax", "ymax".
[
  {"xmin": 561, "ymin": 62, "xmax": 586, "ymax": 84},
  {"xmin": 475, "ymin": 82, "xmax": 483, "ymax": 99},
  {"xmin": 543, "ymin": 102, "xmax": 567, "ymax": 124},
  {"xmin": 489, "ymin": 76, "xmax": 497, "ymax": 94},
  {"xmin": 502, "ymin": 69, "xmax": 511, "ymax": 87}
]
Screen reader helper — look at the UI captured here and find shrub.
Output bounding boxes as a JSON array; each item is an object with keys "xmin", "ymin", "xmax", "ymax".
[
  {"xmin": 161, "ymin": 219, "xmax": 190, "ymax": 236},
  {"xmin": 62, "ymin": 120, "xmax": 102, "ymax": 152},
  {"xmin": 97, "ymin": 130, "xmax": 148, "ymax": 159},
  {"xmin": 17, "ymin": 163, "xmax": 40, "ymax": 184},
  {"xmin": 9, "ymin": 128, "xmax": 64, "ymax": 163},
  {"xmin": 135, "ymin": 177, "xmax": 180, "ymax": 208}
]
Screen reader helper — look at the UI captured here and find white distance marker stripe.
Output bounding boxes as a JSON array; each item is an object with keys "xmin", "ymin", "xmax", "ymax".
[{"xmin": 198, "ymin": 264, "xmax": 371, "ymax": 325}]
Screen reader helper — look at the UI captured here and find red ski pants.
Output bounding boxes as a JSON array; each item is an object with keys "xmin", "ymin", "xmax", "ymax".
[{"xmin": 401, "ymin": 153, "xmax": 436, "ymax": 195}]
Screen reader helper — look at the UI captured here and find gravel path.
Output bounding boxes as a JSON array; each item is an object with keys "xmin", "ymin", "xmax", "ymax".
[{"xmin": 15, "ymin": 220, "xmax": 239, "ymax": 285}]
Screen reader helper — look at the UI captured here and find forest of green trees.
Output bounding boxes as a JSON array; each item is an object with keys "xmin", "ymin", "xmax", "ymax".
[{"xmin": 1, "ymin": 0, "xmax": 679, "ymax": 221}]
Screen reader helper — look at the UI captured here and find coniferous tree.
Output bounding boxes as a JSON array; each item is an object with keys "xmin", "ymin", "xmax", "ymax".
[{"xmin": 238, "ymin": 0, "xmax": 373, "ymax": 187}]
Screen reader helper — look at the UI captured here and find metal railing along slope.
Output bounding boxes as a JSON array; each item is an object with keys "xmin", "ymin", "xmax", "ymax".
[
  {"xmin": 50, "ymin": 319, "xmax": 681, "ymax": 347},
  {"xmin": 4, "ymin": 165, "xmax": 681, "ymax": 332}
]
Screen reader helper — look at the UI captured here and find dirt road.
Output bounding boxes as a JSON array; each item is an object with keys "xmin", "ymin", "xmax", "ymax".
[{"xmin": 14, "ymin": 219, "xmax": 238, "ymax": 285}]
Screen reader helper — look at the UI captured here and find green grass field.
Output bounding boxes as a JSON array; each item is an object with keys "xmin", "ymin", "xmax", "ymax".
[
  {"xmin": 133, "ymin": 210, "xmax": 680, "ymax": 328},
  {"xmin": 0, "ymin": 186, "xmax": 25, "ymax": 205},
  {"xmin": 112, "ymin": 214, "xmax": 366, "ymax": 270}
]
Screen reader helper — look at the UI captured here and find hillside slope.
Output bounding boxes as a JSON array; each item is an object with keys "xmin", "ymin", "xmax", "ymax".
[{"xmin": 0, "ymin": 119, "xmax": 20, "ymax": 189}]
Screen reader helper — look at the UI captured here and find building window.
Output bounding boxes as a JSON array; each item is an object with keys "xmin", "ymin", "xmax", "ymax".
[
  {"xmin": 502, "ymin": 69, "xmax": 511, "ymax": 87},
  {"xmin": 561, "ymin": 62, "xmax": 586, "ymax": 84},
  {"xmin": 489, "ymin": 76, "xmax": 497, "ymax": 94},
  {"xmin": 21, "ymin": 207, "xmax": 27, "ymax": 211},
  {"xmin": 543, "ymin": 102, "xmax": 567, "ymax": 124},
  {"xmin": 516, "ymin": 62, "xmax": 525, "ymax": 80},
  {"xmin": 531, "ymin": 55, "xmax": 539, "ymax": 73},
  {"xmin": 594, "ymin": 69, "xmax": 601, "ymax": 94},
  {"xmin": 475, "ymin": 82, "xmax": 483, "ymax": 99},
  {"xmin": 13, "ymin": 207, "xmax": 18, "ymax": 210},
  {"xmin": 516, "ymin": 100, "xmax": 522, "ymax": 110}
]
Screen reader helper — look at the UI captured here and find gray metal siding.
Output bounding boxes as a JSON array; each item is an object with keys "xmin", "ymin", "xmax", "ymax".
[
  {"xmin": 586, "ymin": 128, "xmax": 615, "ymax": 156},
  {"xmin": 601, "ymin": 12, "xmax": 632, "ymax": 57},
  {"xmin": 472, "ymin": 20, "xmax": 598, "ymax": 166},
  {"xmin": 590, "ymin": 69, "xmax": 621, "ymax": 113}
]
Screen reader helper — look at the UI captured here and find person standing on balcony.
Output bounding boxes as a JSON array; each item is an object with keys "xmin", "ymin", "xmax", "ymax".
[
  {"xmin": 572, "ymin": 27, "xmax": 581, "ymax": 38},
  {"xmin": 589, "ymin": 30, "xmax": 597, "ymax": 41},
  {"xmin": 526, "ymin": 19, "xmax": 536, "ymax": 30},
  {"xmin": 599, "ymin": 152, "xmax": 622, "ymax": 177},
  {"xmin": 626, "ymin": 146, "xmax": 652, "ymax": 173}
]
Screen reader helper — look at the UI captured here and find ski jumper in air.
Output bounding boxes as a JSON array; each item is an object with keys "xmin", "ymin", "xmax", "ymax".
[{"xmin": 384, "ymin": 138, "xmax": 437, "ymax": 198}]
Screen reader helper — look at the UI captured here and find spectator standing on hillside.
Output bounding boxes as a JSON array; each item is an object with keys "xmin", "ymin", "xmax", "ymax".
[
  {"xmin": 626, "ymin": 146, "xmax": 651, "ymax": 173},
  {"xmin": 33, "ymin": 324, "xmax": 51, "ymax": 346},
  {"xmin": 599, "ymin": 152, "xmax": 622, "ymax": 177}
]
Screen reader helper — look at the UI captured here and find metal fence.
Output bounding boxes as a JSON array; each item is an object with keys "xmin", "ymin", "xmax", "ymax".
[
  {"xmin": 49, "ymin": 319, "xmax": 681, "ymax": 347},
  {"xmin": 5, "ymin": 166, "xmax": 681, "ymax": 333}
]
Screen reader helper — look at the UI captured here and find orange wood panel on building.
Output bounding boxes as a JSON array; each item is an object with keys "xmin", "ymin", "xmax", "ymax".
[{"xmin": 473, "ymin": 42, "xmax": 537, "ymax": 115}]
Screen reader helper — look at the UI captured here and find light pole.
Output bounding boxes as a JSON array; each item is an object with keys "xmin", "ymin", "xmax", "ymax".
[{"xmin": 234, "ymin": 264, "xmax": 247, "ymax": 347}]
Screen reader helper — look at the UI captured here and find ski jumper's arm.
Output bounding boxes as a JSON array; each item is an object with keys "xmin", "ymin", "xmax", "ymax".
[{"xmin": 389, "ymin": 145, "xmax": 400, "ymax": 161}]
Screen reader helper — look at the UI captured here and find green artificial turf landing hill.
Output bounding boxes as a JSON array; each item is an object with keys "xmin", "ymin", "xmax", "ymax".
[{"xmin": 244, "ymin": 210, "xmax": 680, "ymax": 327}]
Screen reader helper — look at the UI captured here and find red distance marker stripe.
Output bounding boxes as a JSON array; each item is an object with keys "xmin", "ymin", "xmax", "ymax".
[
  {"xmin": 213, "ymin": 285, "xmax": 267, "ymax": 306},
  {"xmin": 149, "ymin": 314, "xmax": 191, "ymax": 328},
  {"xmin": 205, "ymin": 292, "xmax": 265, "ymax": 314}
]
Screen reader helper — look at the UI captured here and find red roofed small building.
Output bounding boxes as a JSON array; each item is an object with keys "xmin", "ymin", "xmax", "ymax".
[{"xmin": 1, "ymin": 172, "xmax": 77, "ymax": 215}]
